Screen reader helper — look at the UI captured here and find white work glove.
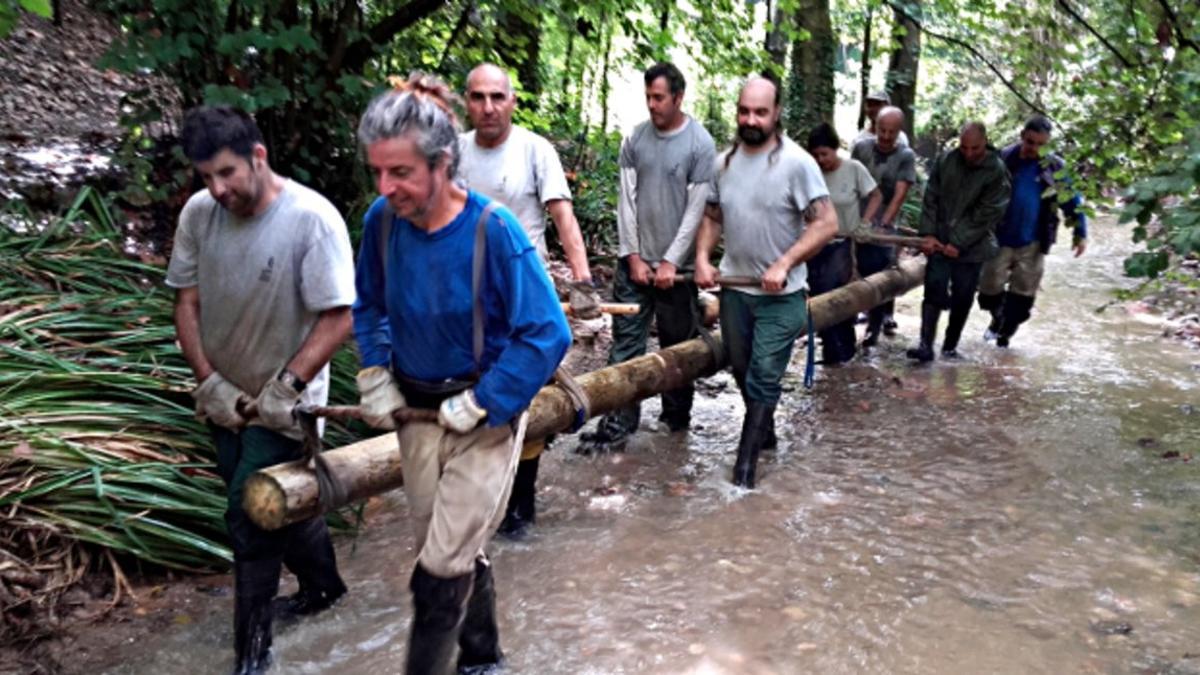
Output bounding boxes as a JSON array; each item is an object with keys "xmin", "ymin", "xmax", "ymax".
[
  {"xmin": 193, "ymin": 372, "xmax": 250, "ymax": 431},
  {"xmin": 256, "ymin": 374, "xmax": 302, "ymax": 431},
  {"xmin": 438, "ymin": 389, "xmax": 487, "ymax": 433},
  {"xmin": 357, "ymin": 366, "xmax": 406, "ymax": 430}
]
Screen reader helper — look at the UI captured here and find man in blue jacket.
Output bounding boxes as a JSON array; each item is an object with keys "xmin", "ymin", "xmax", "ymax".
[
  {"xmin": 978, "ymin": 116, "xmax": 1088, "ymax": 347},
  {"xmin": 351, "ymin": 74, "xmax": 572, "ymax": 675}
]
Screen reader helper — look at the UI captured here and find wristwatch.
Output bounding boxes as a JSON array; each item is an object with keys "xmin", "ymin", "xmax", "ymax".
[{"xmin": 277, "ymin": 368, "xmax": 307, "ymax": 394}]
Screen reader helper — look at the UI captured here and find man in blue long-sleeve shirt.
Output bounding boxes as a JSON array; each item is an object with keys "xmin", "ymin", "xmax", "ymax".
[
  {"xmin": 978, "ymin": 116, "xmax": 1088, "ymax": 347},
  {"xmin": 351, "ymin": 73, "xmax": 571, "ymax": 675}
]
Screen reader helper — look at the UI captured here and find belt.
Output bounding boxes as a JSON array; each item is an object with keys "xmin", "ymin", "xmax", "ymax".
[{"xmin": 394, "ymin": 371, "xmax": 477, "ymax": 410}]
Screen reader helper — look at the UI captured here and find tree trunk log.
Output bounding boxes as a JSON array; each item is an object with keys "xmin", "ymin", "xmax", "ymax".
[{"xmin": 244, "ymin": 258, "xmax": 927, "ymax": 530}]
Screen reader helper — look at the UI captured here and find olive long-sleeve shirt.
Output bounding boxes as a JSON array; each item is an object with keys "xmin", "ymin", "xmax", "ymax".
[{"xmin": 918, "ymin": 148, "xmax": 1011, "ymax": 263}]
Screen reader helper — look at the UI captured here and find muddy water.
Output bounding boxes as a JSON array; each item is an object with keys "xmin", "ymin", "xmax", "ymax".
[{"xmin": 106, "ymin": 218, "xmax": 1199, "ymax": 675}]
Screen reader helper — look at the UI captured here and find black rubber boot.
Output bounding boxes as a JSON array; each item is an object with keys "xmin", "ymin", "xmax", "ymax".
[
  {"xmin": 977, "ymin": 292, "xmax": 1003, "ymax": 341},
  {"xmin": 498, "ymin": 456, "xmax": 538, "ymax": 540},
  {"xmin": 576, "ymin": 409, "xmax": 635, "ymax": 454},
  {"xmin": 906, "ymin": 303, "xmax": 941, "ymax": 363},
  {"xmin": 407, "ymin": 564, "xmax": 473, "ymax": 675},
  {"xmin": 732, "ymin": 402, "xmax": 774, "ymax": 489},
  {"xmin": 457, "ymin": 557, "xmax": 504, "ymax": 674},
  {"xmin": 658, "ymin": 410, "xmax": 691, "ymax": 432},
  {"xmin": 941, "ymin": 302, "xmax": 972, "ymax": 357},
  {"xmin": 997, "ymin": 292, "xmax": 1035, "ymax": 347},
  {"xmin": 861, "ymin": 307, "xmax": 884, "ymax": 347},
  {"xmin": 276, "ymin": 517, "xmax": 347, "ymax": 621},
  {"xmin": 761, "ymin": 414, "xmax": 777, "ymax": 451},
  {"xmin": 232, "ymin": 558, "xmax": 282, "ymax": 675}
]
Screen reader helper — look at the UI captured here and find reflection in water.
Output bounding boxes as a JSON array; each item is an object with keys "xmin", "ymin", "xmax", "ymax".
[{"xmin": 106, "ymin": 220, "xmax": 1200, "ymax": 675}]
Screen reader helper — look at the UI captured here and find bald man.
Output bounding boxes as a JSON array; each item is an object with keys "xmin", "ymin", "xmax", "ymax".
[
  {"xmin": 851, "ymin": 106, "xmax": 917, "ymax": 345},
  {"xmin": 460, "ymin": 63, "xmax": 591, "ymax": 283},
  {"xmin": 907, "ymin": 122, "xmax": 1011, "ymax": 362},
  {"xmin": 696, "ymin": 77, "xmax": 837, "ymax": 488},
  {"xmin": 853, "ymin": 90, "xmax": 911, "ymax": 148},
  {"xmin": 459, "ymin": 63, "xmax": 591, "ymax": 539}
]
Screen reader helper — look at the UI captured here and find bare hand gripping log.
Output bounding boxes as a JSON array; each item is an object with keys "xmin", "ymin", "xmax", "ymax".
[{"xmin": 243, "ymin": 258, "xmax": 928, "ymax": 531}]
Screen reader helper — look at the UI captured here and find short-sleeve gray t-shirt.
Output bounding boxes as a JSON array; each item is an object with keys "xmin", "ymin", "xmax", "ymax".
[
  {"xmin": 166, "ymin": 180, "xmax": 356, "ymax": 415},
  {"xmin": 620, "ymin": 117, "xmax": 717, "ymax": 264},
  {"xmin": 851, "ymin": 138, "xmax": 917, "ymax": 207},
  {"xmin": 459, "ymin": 126, "xmax": 571, "ymax": 261},
  {"xmin": 824, "ymin": 158, "xmax": 877, "ymax": 237},
  {"xmin": 709, "ymin": 137, "xmax": 830, "ymax": 295}
]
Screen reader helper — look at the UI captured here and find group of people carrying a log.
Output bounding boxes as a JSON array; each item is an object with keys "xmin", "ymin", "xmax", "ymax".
[{"xmin": 168, "ymin": 60, "xmax": 1087, "ymax": 674}]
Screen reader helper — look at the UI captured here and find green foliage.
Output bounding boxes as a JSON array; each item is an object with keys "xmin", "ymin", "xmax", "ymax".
[
  {"xmin": 881, "ymin": 0, "xmax": 1200, "ymax": 278},
  {"xmin": 0, "ymin": 189, "xmax": 368, "ymax": 574},
  {"xmin": 0, "ymin": 0, "xmax": 51, "ymax": 38}
]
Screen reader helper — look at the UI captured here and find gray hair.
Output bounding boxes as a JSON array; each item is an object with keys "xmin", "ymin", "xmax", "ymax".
[{"xmin": 357, "ymin": 72, "xmax": 463, "ymax": 179}]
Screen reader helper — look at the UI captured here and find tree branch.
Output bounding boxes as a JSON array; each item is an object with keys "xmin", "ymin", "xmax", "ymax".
[
  {"xmin": 437, "ymin": 1, "xmax": 473, "ymax": 71},
  {"xmin": 1055, "ymin": 0, "xmax": 1137, "ymax": 68},
  {"xmin": 340, "ymin": 0, "xmax": 449, "ymax": 72},
  {"xmin": 884, "ymin": 0, "xmax": 1050, "ymax": 118},
  {"xmin": 1155, "ymin": 0, "xmax": 1200, "ymax": 54}
]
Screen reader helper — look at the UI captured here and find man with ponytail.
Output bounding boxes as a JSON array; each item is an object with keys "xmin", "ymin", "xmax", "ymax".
[
  {"xmin": 352, "ymin": 73, "xmax": 571, "ymax": 674},
  {"xmin": 695, "ymin": 77, "xmax": 839, "ymax": 489}
]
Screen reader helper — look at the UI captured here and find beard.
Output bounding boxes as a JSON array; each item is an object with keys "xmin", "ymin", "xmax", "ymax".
[{"xmin": 737, "ymin": 124, "xmax": 771, "ymax": 147}]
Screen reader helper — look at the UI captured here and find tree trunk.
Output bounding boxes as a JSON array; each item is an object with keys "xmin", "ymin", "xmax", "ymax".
[
  {"xmin": 785, "ymin": 0, "xmax": 835, "ymax": 138},
  {"xmin": 243, "ymin": 258, "xmax": 928, "ymax": 531},
  {"xmin": 886, "ymin": 0, "xmax": 921, "ymax": 140},
  {"xmin": 599, "ymin": 18, "xmax": 613, "ymax": 140},
  {"xmin": 498, "ymin": 4, "xmax": 542, "ymax": 110},
  {"xmin": 858, "ymin": 4, "xmax": 873, "ymax": 131},
  {"xmin": 765, "ymin": 1, "xmax": 789, "ymax": 67}
]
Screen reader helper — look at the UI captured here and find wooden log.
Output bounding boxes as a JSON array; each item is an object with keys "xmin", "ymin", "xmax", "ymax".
[
  {"xmin": 561, "ymin": 302, "xmax": 641, "ymax": 317},
  {"xmin": 243, "ymin": 258, "xmax": 927, "ymax": 530},
  {"xmin": 854, "ymin": 233, "xmax": 929, "ymax": 248}
]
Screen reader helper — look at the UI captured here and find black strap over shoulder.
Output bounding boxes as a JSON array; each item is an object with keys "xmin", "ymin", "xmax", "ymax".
[{"xmin": 472, "ymin": 203, "xmax": 497, "ymax": 372}]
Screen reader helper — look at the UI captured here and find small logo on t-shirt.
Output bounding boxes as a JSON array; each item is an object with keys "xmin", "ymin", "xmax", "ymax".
[{"xmin": 259, "ymin": 257, "xmax": 274, "ymax": 283}]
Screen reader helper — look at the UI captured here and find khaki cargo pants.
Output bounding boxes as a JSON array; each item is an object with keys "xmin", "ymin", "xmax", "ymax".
[
  {"xmin": 980, "ymin": 242, "xmax": 1045, "ymax": 298},
  {"xmin": 398, "ymin": 414, "xmax": 526, "ymax": 577}
]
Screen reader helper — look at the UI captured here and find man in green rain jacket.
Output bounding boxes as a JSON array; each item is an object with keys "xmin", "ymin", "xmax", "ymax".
[{"xmin": 908, "ymin": 121, "xmax": 1011, "ymax": 362}]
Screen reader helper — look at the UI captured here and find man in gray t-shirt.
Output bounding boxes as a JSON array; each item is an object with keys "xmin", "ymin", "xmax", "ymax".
[
  {"xmin": 851, "ymin": 106, "xmax": 918, "ymax": 345},
  {"xmin": 166, "ymin": 107, "xmax": 355, "ymax": 673},
  {"xmin": 577, "ymin": 62, "xmax": 717, "ymax": 453},
  {"xmin": 695, "ymin": 77, "xmax": 838, "ymax": 489},
  {"xmin": 459, "ymin": 63, "xmax": 591, "ymax": 284}
]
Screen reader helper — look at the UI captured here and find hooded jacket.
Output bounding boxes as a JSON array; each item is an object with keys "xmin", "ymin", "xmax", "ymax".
[{"xmin": 919, "ymin": 147, "xmax": 1011, "ymax": 263}]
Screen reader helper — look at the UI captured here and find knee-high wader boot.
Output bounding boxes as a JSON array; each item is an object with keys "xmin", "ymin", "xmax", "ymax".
[
  {"xmin": 407, "ymin": 564, "xmax": 473, "ymax": 675},
  {"xmin": 941, "ymin": 301, "xmax": 972, "ymax": 356},
  {"xmin": 232, "ymin": 557, "xmax": 281, "ymax": 675},
  {"xmin": 906, "ymin": 303, "xmax": 941, "ymax": 363},
  {"xmin": 456, "ymin": 556, "xmax": 504, "ymax": 674},
  {"xmin": 277, "ymin": 516, "xmax": 347, "ymax": 619},
  {"xmin": 733, "ymin": 401, "xmax": 775, "ymax": 489}
]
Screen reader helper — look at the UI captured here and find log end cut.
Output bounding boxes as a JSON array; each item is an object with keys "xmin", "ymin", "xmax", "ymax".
[{"xmin": 243, "ymin": 468, "xmax": 292, "ymax": 531}]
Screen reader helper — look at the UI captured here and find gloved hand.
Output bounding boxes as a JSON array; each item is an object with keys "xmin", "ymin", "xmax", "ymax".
[
  {"xmin": 568, "ymin": 281, "xmax": 602, "ymax": 320},
  {"xmin": 256, "ymin": 373, "xmax": 302, "ymax": 431},
  {"xmin": 193, "ymin": 372, "xmax": 250, "ymax": 431},
  {"xmin": 438, "ymin": 389, "xmax": 487, "ymax": 433},
  {"xmin": 357, "ymin": 366, "xmax": 406, "ymax": 430}
]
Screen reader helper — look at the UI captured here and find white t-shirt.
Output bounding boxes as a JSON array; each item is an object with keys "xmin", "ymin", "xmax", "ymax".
[
  {"xmin": 709, "ymin": 137, "xmax": 831, "ymax": 295},
  {"xmin": 166, "ymin": 180, "xmax": 356, "ymax": 429},
  {"xmin": 823, "ymin": 158, "xmax": 877, "ymax": 237},
  {"xmin": 459, "ymin": 126, "xmax": 572, "ymax": 260}
]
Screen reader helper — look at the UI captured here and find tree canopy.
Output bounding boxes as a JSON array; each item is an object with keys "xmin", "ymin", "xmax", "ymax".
[{"xmin": 19, "ymin": 0, "xmax": 1193, "ymax": 275}]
